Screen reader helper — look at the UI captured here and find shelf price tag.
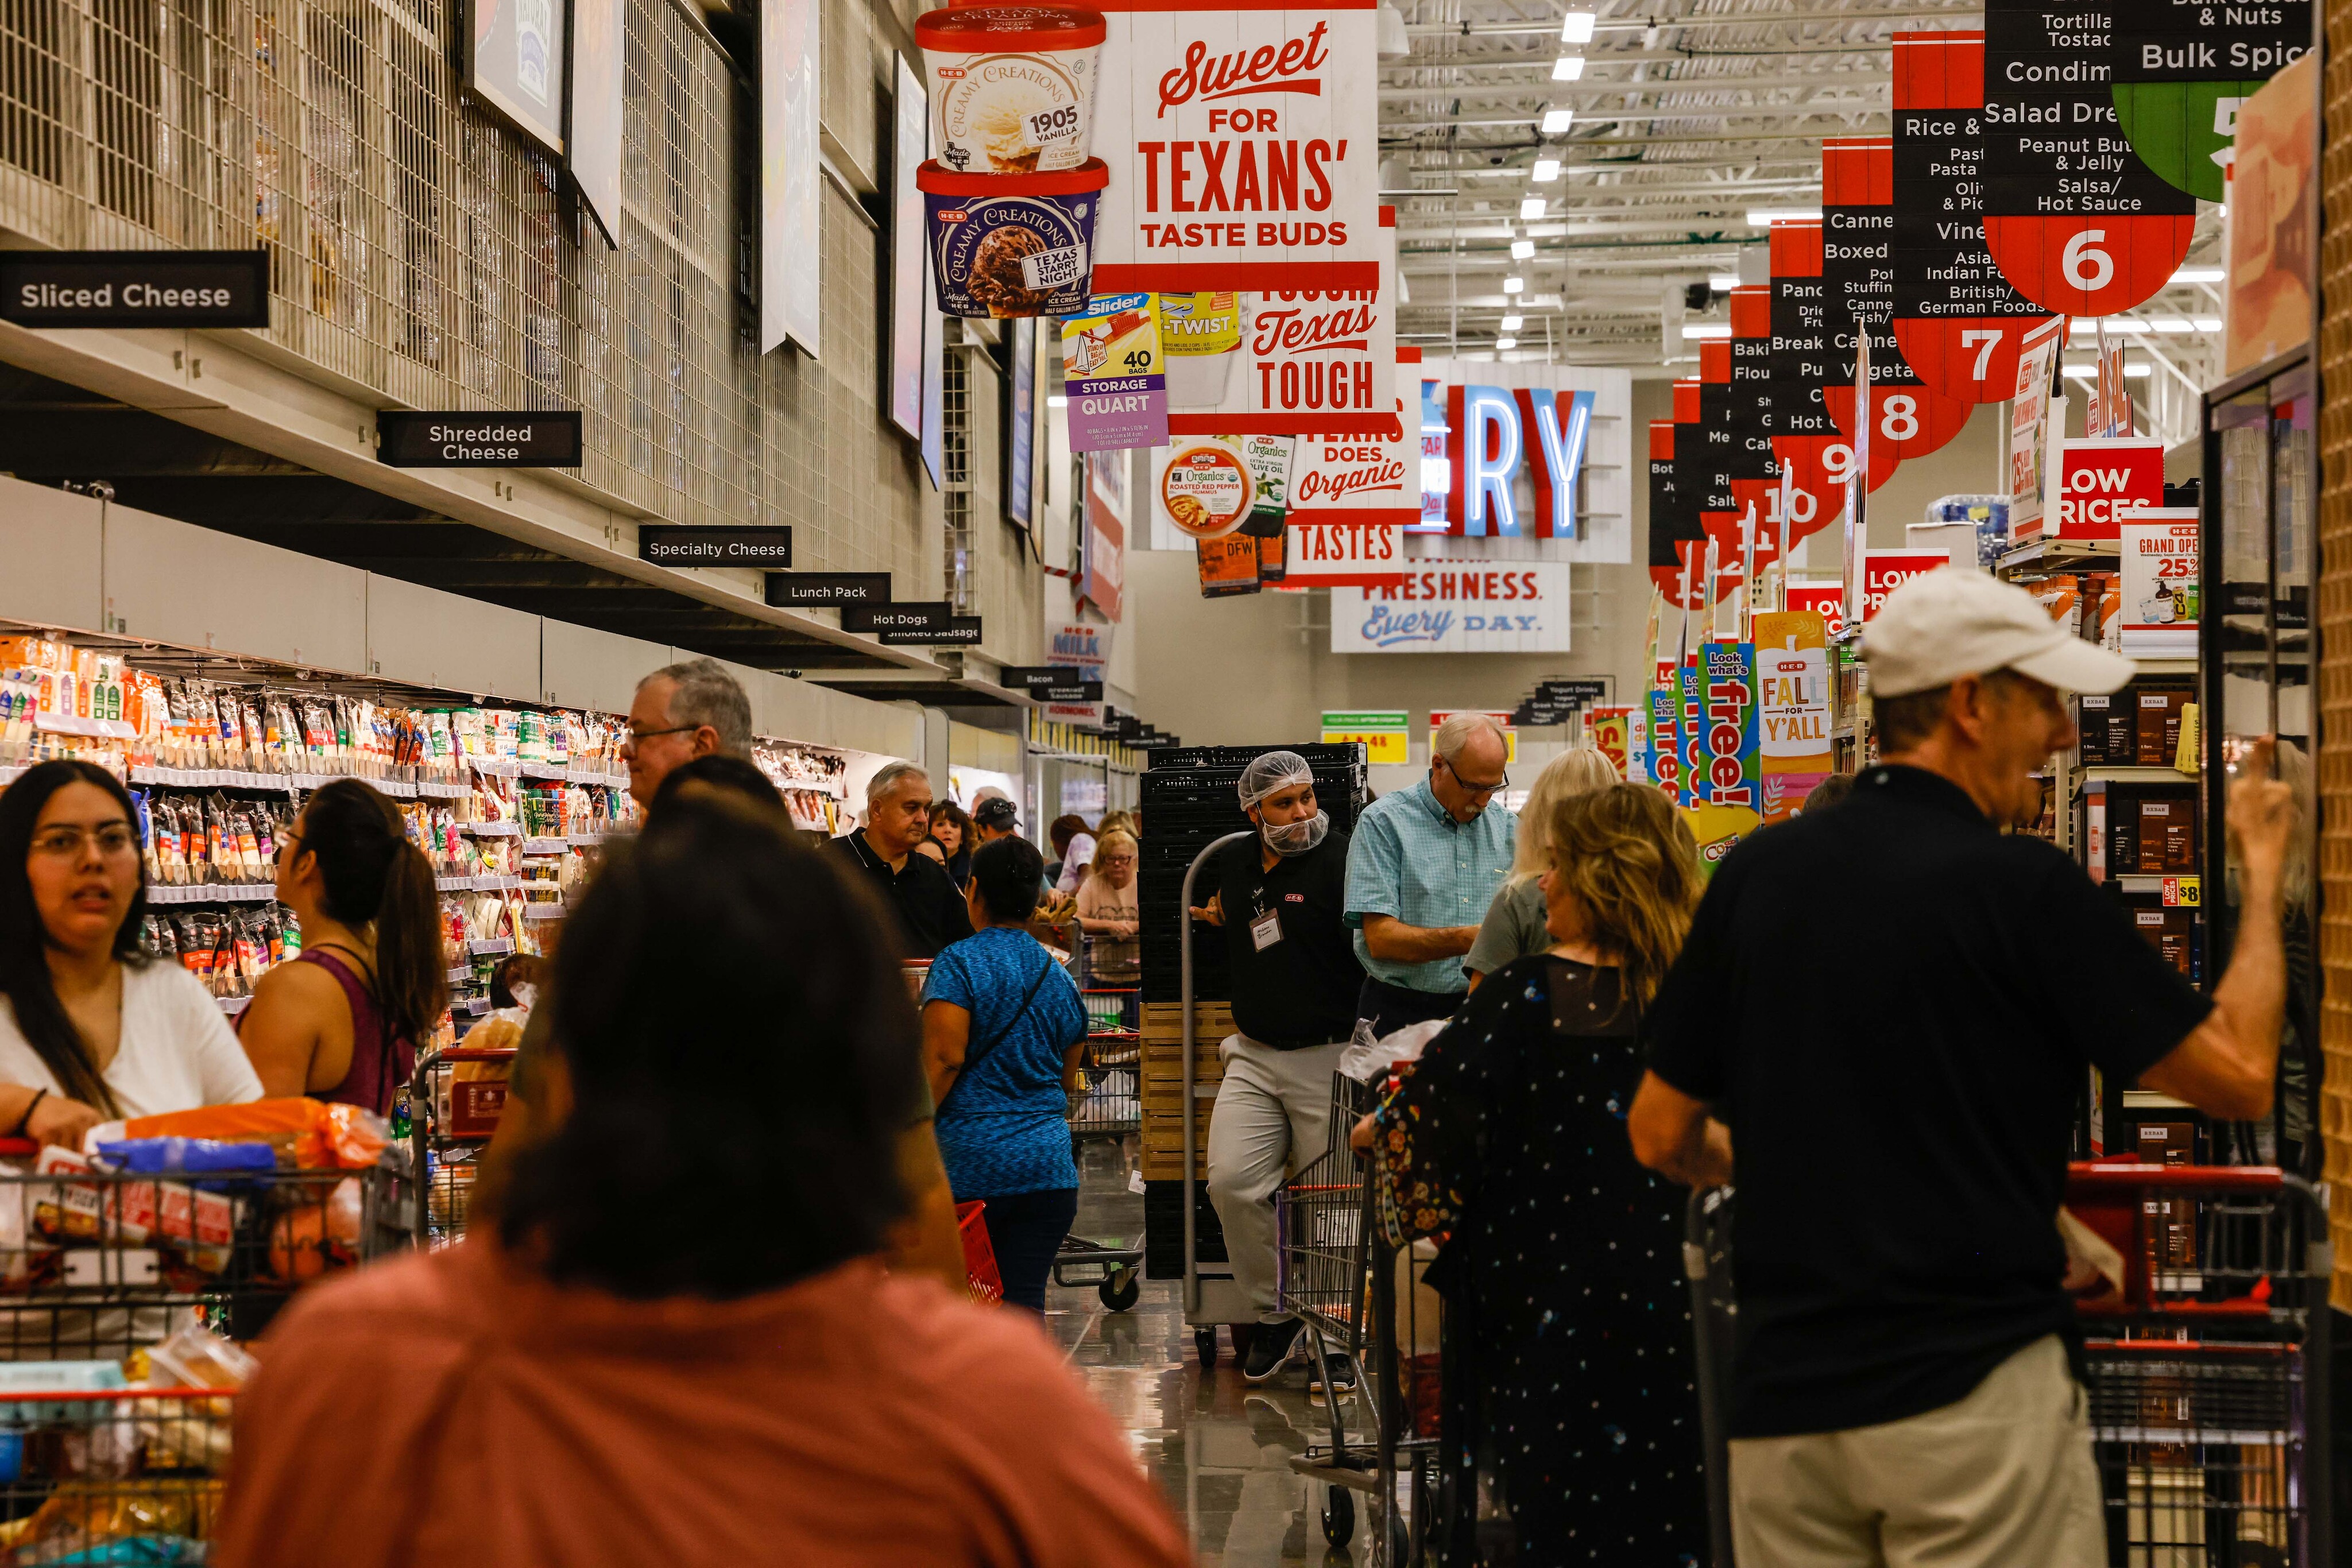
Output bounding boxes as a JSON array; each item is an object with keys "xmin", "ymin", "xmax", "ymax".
[{"xmin": 2162, "ymin": 875, "xmax": 2200, "ymax": 908}]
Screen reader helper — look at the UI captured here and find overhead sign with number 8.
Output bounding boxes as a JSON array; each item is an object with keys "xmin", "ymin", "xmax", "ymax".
[{"xmin": 1817, "ymin": 138, "xmax": 1972, "ymax": 462}]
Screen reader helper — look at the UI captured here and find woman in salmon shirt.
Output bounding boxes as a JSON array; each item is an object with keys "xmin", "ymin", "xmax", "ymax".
[{"xmin": 214, "ymin": 792, "xmax": 1190, "ymax": 1568}]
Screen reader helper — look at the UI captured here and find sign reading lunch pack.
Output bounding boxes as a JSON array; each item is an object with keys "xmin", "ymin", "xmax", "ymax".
[
  {"xmin": 1890, "ymin": 32, "xmax": 2058, "ymax": 404},
  {"xmin": 1979, "ymin": 0, "xmax": 2197, "ymax": 316}
]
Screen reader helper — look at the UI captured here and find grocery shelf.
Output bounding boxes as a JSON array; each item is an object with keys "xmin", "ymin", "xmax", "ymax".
[
  {"xmin": 462, "ymin": 821, "xmax": 521, "ymax": 837},
  {"xmin": 149, "ymin": 884, "xmax": 278, "ymax": 905},
  {"xmin": 2083, "ymin": 765, "xmax": 2199, "ymax": 784},
  {"xmin": 1997, "ymin": 537, "xmax": 2119, "ymax": 575},
  {"xmin": 215, "ymin": 996, "xmax": 250, "ymax": 1016},
  {"xmin": 520, "ymin": 837, "xmax": 569, "ymax": 857},
  {"xmin": 467, "ymin": 937, "xmax": 516, "ymax": 957},
  {"xmin": 2123, "ymin": 1089, "xmax": 2195, "ymax": 1112}
]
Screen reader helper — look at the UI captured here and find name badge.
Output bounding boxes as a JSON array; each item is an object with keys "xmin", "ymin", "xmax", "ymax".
[{"xmin": 1250, "ymin": 909, "xmax": 1283, "ymax": 951}]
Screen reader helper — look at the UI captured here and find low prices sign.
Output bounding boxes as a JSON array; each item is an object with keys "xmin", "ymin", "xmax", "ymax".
[
  {"xmin": 1787, "ymin": 583, "xmax": 1848, "ymax": 640},
  {"xmin": 1093, "ymin": 13, "xmax": 1380, "ymax": 296},
  {"xmin": 2056, "ymin": 436, "xmax": 2164, "ymax": 539},
  {"xmin": 1861, "ymin": 549, "xmax": 1950, "ymax": 620},
  {"xmin": 1753, "ymin": 611, "xmax": 1833, "ymax": 822}
]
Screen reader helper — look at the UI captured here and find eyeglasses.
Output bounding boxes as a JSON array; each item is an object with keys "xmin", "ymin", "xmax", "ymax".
[
  {"xmin": 1440, "ymin": 756, "xmax": 1510, "ymax": 796},
  {"xmin": 30, "ymin": 823, "xmax": 138, "ymax": 860},
  {"xmin": 1096, "ymin": 854, "xmax": 1137, "ymax": 868},
  {"xmin": 620, "ymin": 723, "xmax": 697, "ymax": 751}
]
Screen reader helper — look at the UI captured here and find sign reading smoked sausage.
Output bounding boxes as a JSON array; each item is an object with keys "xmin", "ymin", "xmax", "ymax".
[
  {"xmin": 2111, "ymin": 0, "xmax": 2310, "ymax": 203},
  {"xmin": 1891, "ymin": 32, "xmax": 2058, "ymax": 403},
  {"xmin": 1820, "ymin": 138, "xmax": 1974, "ymax": 462},
  {"xmin": 1980, "ymin": 0, "xmax": 2197, "ymax": 315}
]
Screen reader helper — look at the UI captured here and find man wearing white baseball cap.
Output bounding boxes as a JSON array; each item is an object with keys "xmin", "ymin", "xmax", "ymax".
[{"xmin": 1628, "ymin": 567, "xmax": 2297, "ymax": 1567}]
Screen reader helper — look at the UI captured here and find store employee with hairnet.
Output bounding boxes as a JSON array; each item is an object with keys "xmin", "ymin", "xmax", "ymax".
[{"xmin": 1187, "ymin": 752, "xmax": 1365, "ymax": 1383}]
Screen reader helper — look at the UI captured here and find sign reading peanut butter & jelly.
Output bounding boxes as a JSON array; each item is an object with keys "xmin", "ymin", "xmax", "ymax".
[
  {"xmin": 1890, "ymin": 32, "xmax": 2058, "ymax": 403},
  {"xmin": 1819, "ymin": 137, "xmax": 1973, "ymax": 463},
  {"xmin": 1979, "ymin": 0, "xmax": 2197, "ymax": 315},
  {"xmin": 1770, "ymin": 219, "xmax": 1887, "ymax": 526}
]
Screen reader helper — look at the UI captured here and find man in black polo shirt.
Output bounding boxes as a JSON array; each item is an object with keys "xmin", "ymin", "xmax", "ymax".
[
  {"xmin": 1631, "ymin": 568, "xmax": 2293, "ymax": 1566},
  {"xmin": 1188, "ymin": 751, "xmax": 1364, "ymax": 1383},
  {"xmin": 827, "ymin": 761, "xmax": 974, "ymax": 959}
]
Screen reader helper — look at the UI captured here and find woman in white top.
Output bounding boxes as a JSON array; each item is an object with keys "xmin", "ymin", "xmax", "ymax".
[{"xmin": 0, "ymin": 762, "xmax": 263, "ymax": 1147}]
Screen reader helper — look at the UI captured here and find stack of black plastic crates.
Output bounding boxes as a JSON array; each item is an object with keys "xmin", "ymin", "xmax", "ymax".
[{"xmin": 1139, "ymin": 742, "xmax": 1367, "ymax": 1278}]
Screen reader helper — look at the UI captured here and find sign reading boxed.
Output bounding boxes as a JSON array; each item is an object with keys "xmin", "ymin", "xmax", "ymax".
[
  {"xmin": 0, "ymin": 250, "xmax": 270, "ymax": 330},
  {"xmin": 844, "ymin": 602, "xmax": 951, "ymax": 634},
  {"xmin": 766, "ymin": 572, "xmax": 890, "ymax": 606},
  {"xmin": 640, "ymin": 527, "xmax": 794, "ymax": 570},
  {"xmin": 378, "ymin": 411, "xmax": 583, "ymax": 467}
]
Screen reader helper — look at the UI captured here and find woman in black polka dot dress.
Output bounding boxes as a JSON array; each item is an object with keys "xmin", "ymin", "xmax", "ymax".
[{"xmin": 1368, "ymin": 784, "xmax": 1716, "ymax": 1565}]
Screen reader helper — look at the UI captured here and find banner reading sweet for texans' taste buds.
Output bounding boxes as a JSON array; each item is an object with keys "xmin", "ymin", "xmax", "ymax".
[
  {"xmin": 1891, "ymin": 31, "xmax": 2059, "ymax": 404},
  {"xmin": 1820, "ymin": 137, "xmax": 1974, "ymax": 463},
  {"xmin": 2111, "ymin": 0, "xmax": 2311, "ymax": 203},
  {"xmin": 1980, "ymin": 0, "xmax": 2196, "ymax": 315}
]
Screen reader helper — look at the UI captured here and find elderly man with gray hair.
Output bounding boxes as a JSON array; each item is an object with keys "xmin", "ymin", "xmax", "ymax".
[
  {"xmin": 623, "ymin": 657, "xmax": 756, "ymax": 811},
  {"xmin": 1344, "ymin": 711, "xmax": 1517, "ymax": 1035},
  {"xmin": 1186, "ymin": 751, "xmax": 1365, "ymax": 1382},
  {"xmin": 826, "ymin": 760, "xmax": 975, "ymax": 959}
]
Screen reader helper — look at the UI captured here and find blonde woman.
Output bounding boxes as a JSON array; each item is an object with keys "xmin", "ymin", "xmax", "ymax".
[
  {"xmin": 1358, "ymin": 784, "xmax": 1711, "ymax": 1565},
  {"xmin": 1463, "ymin": 747, "xmax": 1621, "ymax": 988}
]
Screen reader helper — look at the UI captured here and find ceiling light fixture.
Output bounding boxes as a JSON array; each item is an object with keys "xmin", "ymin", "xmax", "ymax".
[
  {"xmin": 1552, "ymin": 54, "xmax": 1585, "ymax": 80},
  {"xmin": 1496, "ymin": 335, "xmax": 1518, "ymax": 350},
  {"xmin": 1708, "ymin": 273, "xmax": 1740, "ymax": 292},
  {"xmin": 2123, "ymin": 363, "xmax": 2150, "ymax": 377},
  {"xmin": 1539, "ymin": 107, "xmax": 1573, "ymax": 134},
  {"xmin": 1511, "ymin": 239, "xmax": 1536, "ymax": 259},
  {"xmin": 1560, "ymin": 9, "xmax": 1595, "ymax": 42},
  {"xmin": 2169, "ymin": 266, "xmax": 2225, "ymax": 284},
  {"xmin": 1504, "ymin": 276, "xmax": 1525, "ymax": 293},
  {"xmin": 1682, "ymin": 323, "xmax": 1730, "ymax": 339},
  {"xmin": 2150, "ymin": 318, "xmax": 2194, "ymax": 334},
  {"xmin": 1519, "ymin": 196, "xmax": 1546, "ymax": 220},
  {"xmin": 1501, "ymin": 313, "xmax": 1524, "ymax": 331},
  {"xmin": 2193, "ymin": 316, "xmax": 2224, "ymax": 332},
  {"xmin": 1744, "ymin": 208, "xmax": 1820, "ymax": 227},
  {"xmin": 1533, "ymin": 158, "xmax": 1561, "ymax": 182}
]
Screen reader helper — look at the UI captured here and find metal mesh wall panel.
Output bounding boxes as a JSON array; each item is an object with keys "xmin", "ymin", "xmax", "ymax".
[{"xmin": 2317, "ymin": 0, "xmax": 2352, "ymax": 1313}]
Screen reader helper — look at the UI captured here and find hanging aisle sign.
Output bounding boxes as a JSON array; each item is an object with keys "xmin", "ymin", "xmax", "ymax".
[
  {"xmin": 1727, "ymin": 286, "xmax": 1786, "ymax": 571},
  {"xmin": 1695, "ymin": 338, "xmax": 1741, "ymax": 564},
  {"xmin": 1768, "ymin": 220, "xmax": 1872, "ymax": 541},
  {"xmin": 1980, "ymin": 0, "xmax": 2197, "ymax": 316},
  {"xmin": 1328, "ymin": 563, "xmax": 1576, "ymax": 653},
  {"xmin": 1281, "ymin": 343, "xmax": 1419, "ymax": 587},
  {"xmin": 1890, "ymin": 32, "xmax": 2059, "ymax": 403},
  {"xmin": 2111, "ymin": 0, "xmax": 2310, "ymax": 203},
  {"xmin": 1820, "ymin": 137, "xmax": 1972, "ymax": 463},
  {"xmin": 1649, "ymin": 416, "xmax": 1706, "ymax": 606}
]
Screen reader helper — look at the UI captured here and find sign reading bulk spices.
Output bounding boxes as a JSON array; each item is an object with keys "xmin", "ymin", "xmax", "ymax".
[
  {"xmin": 1979, "ymin": 0, "xmax": 2196, "ymax": 315},
  {"xmin": 1751, "ymin": 610, "xmax": 1833, "ymax": 823},
  {"xmin": 1889, "ymin": 32, "xmax": 2058, "ymax": 403},
  {"xmin": 1319, "ymin": 710, "xmax": 1409, "ymax": 764},
  {"xmin": 2110, "ymin": 0, "xmax": 2310, "ymax": 203}
]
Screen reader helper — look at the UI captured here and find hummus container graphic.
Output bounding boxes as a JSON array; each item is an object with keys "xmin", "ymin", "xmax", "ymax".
[
  {"xmin": 1157, "ymin": 439, "xmax": 1252, "ymax": 539},
  {"xmin": 918, "ymin": 158, "xmax": 1108, "ymax": 318},
  {"xmin": 915, "ymin": 6, "xmax": 1106, "ymax": 174},
  {"xmin": 1160, "ymin": 292, "xmax": 1244, "ymax": 408}
]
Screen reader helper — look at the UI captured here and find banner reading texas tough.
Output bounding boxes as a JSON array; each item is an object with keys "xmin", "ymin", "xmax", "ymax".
[
  {"xmin": 1891, "ymin": 31, "xmax": 2058, "ymax": 403},
  {"xmin": 1980, "ymin": 0, "xmax": 2197, "ymax": 315}
]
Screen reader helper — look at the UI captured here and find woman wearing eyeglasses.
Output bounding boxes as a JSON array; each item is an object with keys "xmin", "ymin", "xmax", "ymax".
[{"xmin": 0, "ymin": 761, "xmax": 262, "ymax": 1149}]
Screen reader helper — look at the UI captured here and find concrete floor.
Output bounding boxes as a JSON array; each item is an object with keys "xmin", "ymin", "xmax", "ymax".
[{"xmin": 1040, "ymin": 1138, "xmax": 1381, "ymax": 1566}]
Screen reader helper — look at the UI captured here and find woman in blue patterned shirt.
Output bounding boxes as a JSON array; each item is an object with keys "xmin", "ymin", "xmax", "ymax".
[{"xmin": 920, "ymin": 835, "xmax": 1089, "ymax": 1311}]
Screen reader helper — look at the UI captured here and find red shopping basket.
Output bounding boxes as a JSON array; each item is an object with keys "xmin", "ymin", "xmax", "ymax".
[{"xmin": 957, "ymin": 1201, "xmax": 1003, "ymax": 1307}]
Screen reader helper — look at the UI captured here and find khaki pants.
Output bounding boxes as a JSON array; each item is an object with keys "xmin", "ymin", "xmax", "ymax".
[
  {"xmin": 1729, "ymin": 1335, "xmax": 2106, "ymax": 1568},
  {"xmin": 1205, "ymin": 1036, "xmax": 1348, "ymax": 1324}
]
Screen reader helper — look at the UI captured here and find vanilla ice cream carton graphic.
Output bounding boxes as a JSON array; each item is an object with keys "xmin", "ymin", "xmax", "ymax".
[{"xmin": 917, "ymin": 6, "xmax": 1105, "ymax": 175}]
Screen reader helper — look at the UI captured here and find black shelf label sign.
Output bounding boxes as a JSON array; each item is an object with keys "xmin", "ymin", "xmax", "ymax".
[
  {"xmin": 845, "ymin": 601, "xmax": 951, "ymax": 634},
  {"xmin": 640, "ymin": 526, "xmax": 793, "ymax": 570},
  {"xmin": 0, "ymin": 250, "xmax": 270, "ymax": 330},
  {"xmin": 766, "ymin": 571, "xmax": 889, "ymax": 606},
  {"xmin": 378, "ymin": 411, "xmax": 582, "ymax": 467},
  {"xmin": 1003, "ymin": 665, "xmax": 1105, "ymax": 700},
  {"xmin": 879, "ymin": 614, "xmax": 983, "ymax": 646},
  {"xmin": 1537, "ymin": 679, "xmax": 1608, "ymax": 704}
]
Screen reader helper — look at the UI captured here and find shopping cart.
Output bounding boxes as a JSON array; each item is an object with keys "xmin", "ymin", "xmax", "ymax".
[
  {"xmin": 407, "ymin": 1046, "xmax": 516, "ymax": 1249},
  {"xmin": 0, "ymin": 1387, "xmax": 236, "ymax": 1562},
  {"xmin": 1052, "ymin": 935, "xmax": 1146, "ymax": 1310},
  {"xmin": 1272, "ymin": 1071, "xmax": 1446, "ymax": 1563},
  {"xmin": 1686, "ymin": 1165, "xmax": 2334, "ymax": 1567}
]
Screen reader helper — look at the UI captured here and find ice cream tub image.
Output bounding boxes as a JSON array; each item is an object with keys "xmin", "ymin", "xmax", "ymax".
[
  {"xmin": 918, "ymin": 159, "xmax": 1108, "ymax": 318},
  {"xmin": 915, "ymin": 6, "xmax": 1106, "ymax": 174}
]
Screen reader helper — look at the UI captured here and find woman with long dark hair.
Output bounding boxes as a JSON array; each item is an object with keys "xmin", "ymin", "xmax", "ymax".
[
  {"xmin": 0, "ymin": 761, "xmax": 261, "ymax": 1145},
  {"xmin": 1360, "ymin": 783, "xmax": 1715, "ymax": 1565},
  {"xmin": 917, "ymin": 799, "xmax": 974, "ymax": 889},
  {"xmin": 214, "ymin": 793, "xmax": 1187, "ymax": 1568},
  {"xmin": 238, "ymin": 779, "xmax": 447, "ymax": 1116}
]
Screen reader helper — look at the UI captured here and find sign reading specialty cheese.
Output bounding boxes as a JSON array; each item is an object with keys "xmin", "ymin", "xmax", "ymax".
[
  {"xmin": 1890, "ymin": 32, "xmax": 2057, "ymax": 403},
  {"xmin": 1980, "ymin": 0, "xmax": 2196, "ymax": 316}
]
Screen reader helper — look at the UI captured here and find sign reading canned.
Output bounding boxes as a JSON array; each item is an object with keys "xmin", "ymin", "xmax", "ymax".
[
  {"xmin": 0, "ymin": 249, "xmax": 270, "ymax": 330},
  {"xmin": 378, "ymin": 411, "xmax": 583, "ymax": 467}
]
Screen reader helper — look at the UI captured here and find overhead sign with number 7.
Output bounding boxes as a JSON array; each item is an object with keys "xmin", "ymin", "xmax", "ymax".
[
  {"xmin": 1890, "ymin": 30, "xmax": 2059, "ymax": 403},
  {"xmin": 1978, "ymin": 0, "xmax": 2195, "ymax": 316}
]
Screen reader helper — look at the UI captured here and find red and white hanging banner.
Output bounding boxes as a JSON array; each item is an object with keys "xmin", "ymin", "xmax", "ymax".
[{"xmin": 1280, "ymin": 343, "xmax": 1418, "ymax": 587}]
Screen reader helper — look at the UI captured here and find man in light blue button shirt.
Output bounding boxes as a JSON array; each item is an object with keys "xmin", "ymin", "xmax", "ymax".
[{"xmin": 1344, "ymin": 712, "xmax": 1517, "ymax": 1034}]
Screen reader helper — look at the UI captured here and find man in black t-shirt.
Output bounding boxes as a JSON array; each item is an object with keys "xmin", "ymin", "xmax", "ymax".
[
  {"xmin": 826, "ymin": 762, "xmax": 975, "ymax": 960},
  {"xmin": 1633, "ymin": 568, "xmax": 2295, "ymax": 1567},
  {"xmin": 1188, "ymin": 751, "xmax": 1365, "ymax": 1383}
]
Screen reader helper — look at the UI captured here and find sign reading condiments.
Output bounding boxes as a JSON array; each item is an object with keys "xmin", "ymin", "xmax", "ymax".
[
  {"xmin": 0, "ymin": 250, "xmax": 270, "ymax": 330},
  {"xmin": 378, "ymin": 411, "xmax": 583, "ymax": 467},
  {"xmin": 640, "ymin": 526, "xmax": 794, "ymax": 570}
]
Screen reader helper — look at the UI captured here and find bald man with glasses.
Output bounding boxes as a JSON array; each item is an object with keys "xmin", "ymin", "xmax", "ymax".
[{"xmin": 1343, "ymin": 712, "xmax": 1517, "ymax": 1035}]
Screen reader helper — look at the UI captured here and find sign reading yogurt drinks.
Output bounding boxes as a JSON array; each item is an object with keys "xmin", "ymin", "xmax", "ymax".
[{"xmin": 1060, "ymin": 292, "xmax": 1167, "ymax": 451}]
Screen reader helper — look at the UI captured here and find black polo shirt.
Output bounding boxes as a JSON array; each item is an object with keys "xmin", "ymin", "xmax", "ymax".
[
  {"xmin": 1216, "ymin": 829, "xmax": 1364, "ymax": 1048},
  {"xmin": 1647, "ymin": 763, "xmax": 2211, "ymax": 1439},
  {"xmin": 826, "ymin": 830, "xmax": 975, "ymax": 960}
]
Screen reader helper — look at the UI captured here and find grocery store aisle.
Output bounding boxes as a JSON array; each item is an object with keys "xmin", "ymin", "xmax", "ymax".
[{"xmin": 1044, "ymin": 1142, "xmax": 1371, "ymax": 1566}]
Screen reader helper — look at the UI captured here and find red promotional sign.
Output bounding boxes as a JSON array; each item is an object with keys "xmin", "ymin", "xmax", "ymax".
[
  {"xmin": 2055, "ymin": 438, "xmax": 2165, "ymax": 540},
  {"xmin": 1890, "ymin": 31, "xmax": 2060, "ymax": 403},
  {"xmin": 1787, "ymin": 583, "xmax": 1848, "ymax": 640},
  {"xmin": 1860, "ymin": 550, "xmax": 1949, "ymax": 620},
  {"xmin": 1819, "ymin": 138, "xmax": 1974, "ymax": 463}
]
